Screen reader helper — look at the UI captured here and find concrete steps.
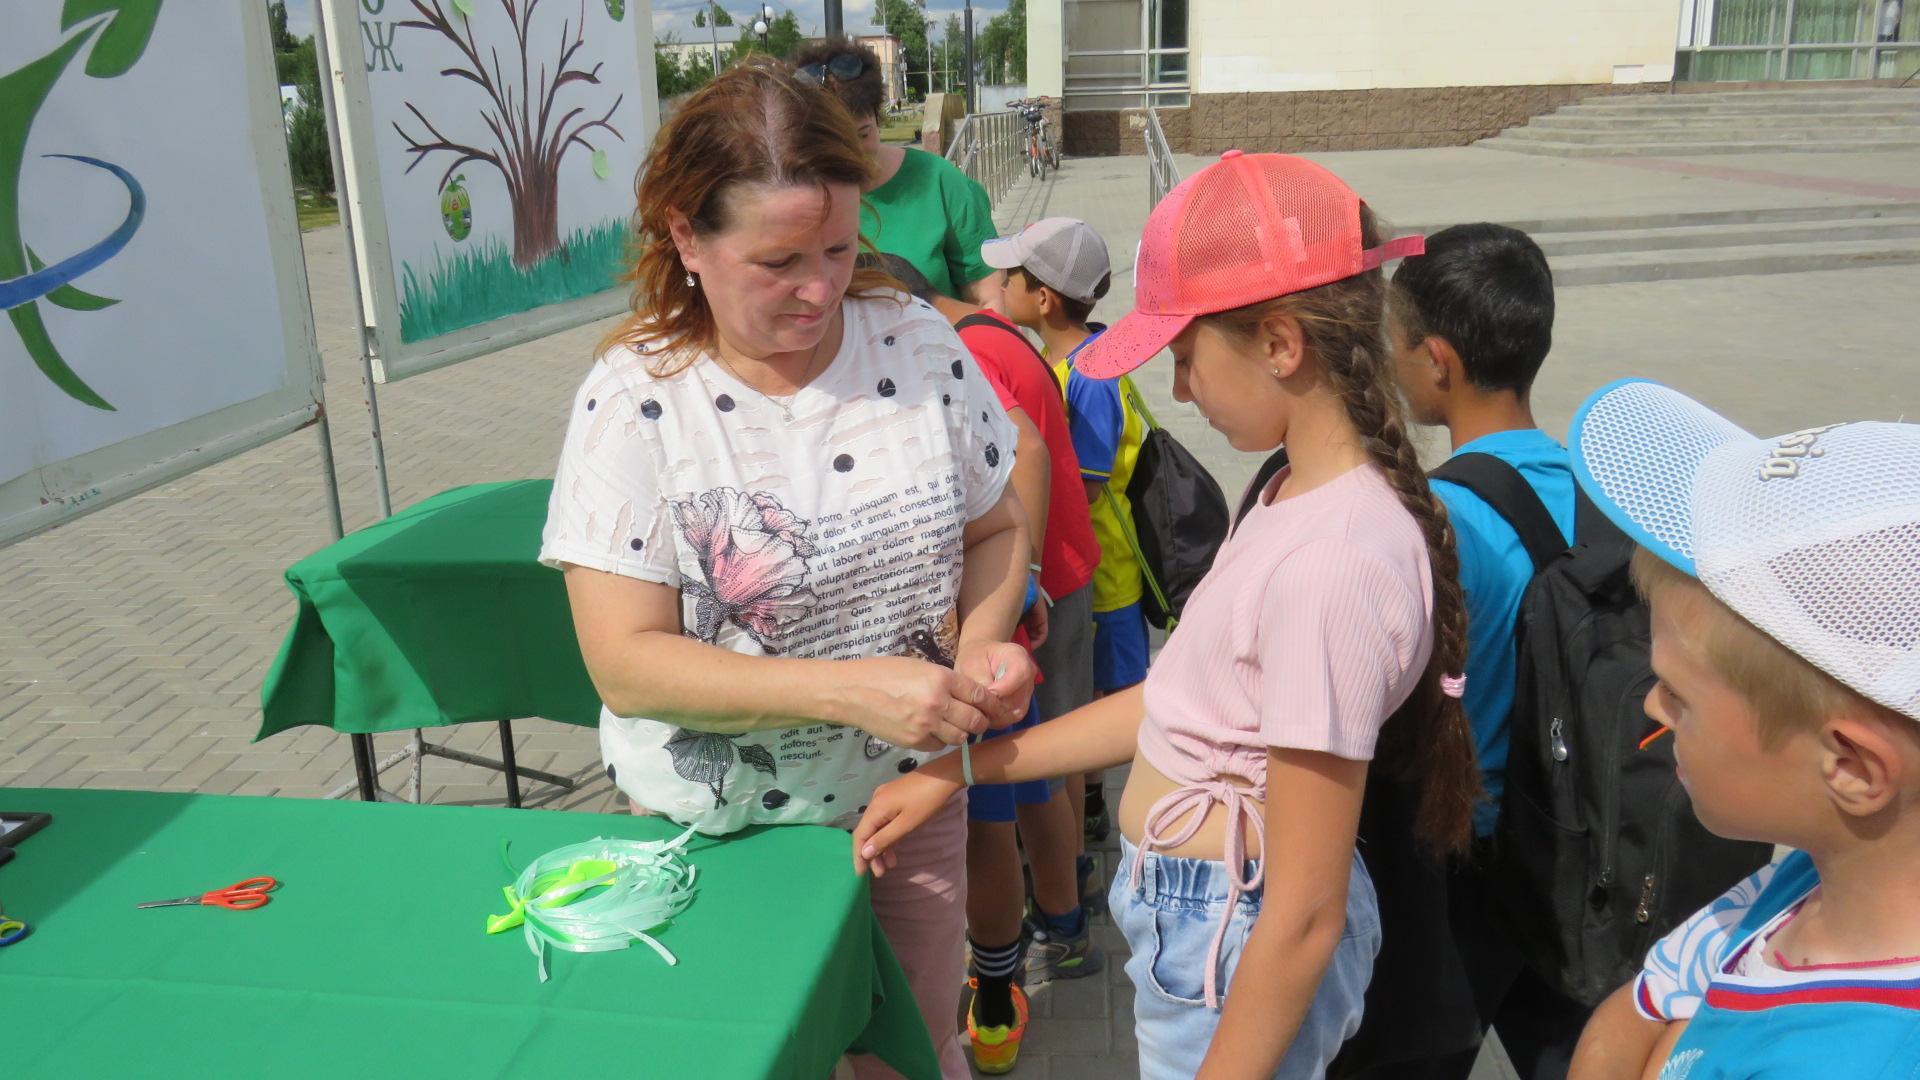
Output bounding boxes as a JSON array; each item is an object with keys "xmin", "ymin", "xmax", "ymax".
[
  {"xmin": 1479, "ymin": 88, "xmax": 1920, "ymax": 157},
  {"xmin": 1405, "ymin": 203, "xmax": 1920, "ymax": 285}
]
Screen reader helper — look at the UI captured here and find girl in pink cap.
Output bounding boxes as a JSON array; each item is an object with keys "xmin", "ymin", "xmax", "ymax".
[{"xmin": 852, "ymin": 150, "xmax": 1481, "ymax": 1078}]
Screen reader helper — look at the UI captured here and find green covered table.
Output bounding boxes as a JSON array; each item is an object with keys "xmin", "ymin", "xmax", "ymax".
[
  {"xmin": 0, "ymin": 787, "xmax": 939, "ymax": 1079},
  {"xmin": 261, "ymin": 479, "xmax": 595, "ymax": 739}
]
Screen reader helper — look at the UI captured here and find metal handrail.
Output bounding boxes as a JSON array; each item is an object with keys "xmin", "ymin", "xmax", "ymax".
[
  {"xmin": 944, "ymin": 109, "xmax": 1026, "ymax": 205},
  {"xmin": 1145, "ymin": 106, "xmax": 1181, "ymax": 208}
]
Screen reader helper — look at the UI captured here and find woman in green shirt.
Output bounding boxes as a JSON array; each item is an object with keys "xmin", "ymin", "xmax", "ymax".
[{"xmin": 792, "ymin": 39, "xmax": 1004, "ymax": 309}]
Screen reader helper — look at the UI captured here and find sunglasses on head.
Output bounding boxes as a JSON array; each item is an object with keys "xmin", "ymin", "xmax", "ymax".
[{"xmin": 798, "ymin": 54, "xmax": 866, "ymax": 83}]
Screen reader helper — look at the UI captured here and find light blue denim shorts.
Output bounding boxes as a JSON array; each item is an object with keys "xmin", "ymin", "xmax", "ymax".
[{"xmin": 1111, "ymin": 836, "xmax": 1381, "ymax": 1079}]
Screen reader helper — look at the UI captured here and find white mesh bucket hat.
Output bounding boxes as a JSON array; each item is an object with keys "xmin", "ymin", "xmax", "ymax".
[{"xmin": 1570, "ymin": 378, "xmax": 1920, "ymax": 722}]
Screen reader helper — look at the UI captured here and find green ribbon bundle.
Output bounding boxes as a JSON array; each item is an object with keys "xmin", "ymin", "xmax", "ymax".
[{"xmin": 487, "ymin": 827, "xmax": 700, "ymax": 982}]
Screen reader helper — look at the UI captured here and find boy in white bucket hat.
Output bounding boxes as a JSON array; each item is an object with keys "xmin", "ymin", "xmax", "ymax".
[{"xmin": 1566, "ymin": 379, "xmax": 1920, "ymax": 1079}]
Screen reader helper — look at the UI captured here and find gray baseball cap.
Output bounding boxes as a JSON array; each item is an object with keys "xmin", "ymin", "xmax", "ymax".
[{"xmin": 980, "ymin": 218, "xmax": 1112, "ymax": 304}]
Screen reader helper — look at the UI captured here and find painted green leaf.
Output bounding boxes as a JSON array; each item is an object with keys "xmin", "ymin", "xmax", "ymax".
[
  {"xmin": 452, "ymin": 0, "xmax": 473, "ymax": 16},
  {"xmin": 591, "ymin": 148, "xmax": 609, "ymax": 179},
  {"xmin": 28, "ymin": 247, "xmax": 119, "ymax": 311},
  {"xmin": 59, "ymin": 0, "xmax": 163, "ymax": 79}
]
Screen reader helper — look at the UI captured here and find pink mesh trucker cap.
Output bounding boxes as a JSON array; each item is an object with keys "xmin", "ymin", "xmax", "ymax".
[
  {"xmin": 1072, "ymin": 150, "xmax": 1425, "ymax": 380},
  {"xmin": 1571, "ymin": 378, "xmax": 1920, "ymax": 722}
]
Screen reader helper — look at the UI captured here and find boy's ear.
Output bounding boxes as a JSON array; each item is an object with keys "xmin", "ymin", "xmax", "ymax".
[
  {"xmin": 1422, "ymin": 334, "xmax": 1462, "ymax": 395},
  {"xmin": 1820, "ymin": 712, "xmax": 1912, "ymax": 820}
]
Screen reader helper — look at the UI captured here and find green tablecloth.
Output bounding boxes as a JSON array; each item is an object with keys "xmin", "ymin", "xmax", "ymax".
[
  {"xmin": 0, "ymin": 788, "xmax": 938, "ymax": 1079},
  {"xmin": 259, "ymin": 480, "xmax": 599, "ymax": 739}
]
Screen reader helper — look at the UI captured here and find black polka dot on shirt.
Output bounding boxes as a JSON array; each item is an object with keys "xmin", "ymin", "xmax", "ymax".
[
  {"xmin": 942, "ymin": 394, "xmax": 952, "ymax": 406},
  {"xmin": 833, "ymin": 454, "xmax": 855, "ymax": 473},
  {"xmin": 604, "ymin": 763, "xmax": 617, "ymax": 784},
  {"xmin": 629, "ymin": 538, "xmax": 645, "ymax": 552},
  {"xmin": 877, "ymin": 378, "xmax": 897, "ymax": 398},
  {"xmin": 981, "ymin": 411, "xmax": 990, "ymax": 424},
  {"xmin": 762, "ymin": 789, "xmax": 790, "ymax": 810},
  {"xmin": 716, "ymin": 394, "xmax": 735, "ymax": 412},
  {"xmin": 951, "ymin": 360, "xmax": 965, "ymax": 379},
  {"xmin": 823, "ymin": 793, "xmax": 835, "ymax": 803},
  {"xmin": 884, "ymin": 335, "xmax": 896, "ymax": 346},
  {"xmin": 985, "ymin": 444, "xmax": 1000, "ymax": 468},
  {"xmin": 640, "ymin": 399, "xmax": 662, "ymax": 420},
  {"xmin": 586, "ymin": 398, "xmax": 597, "ymax": 411},
  {"xmin": 897, "ymin": 759, "xmax": 918, "ymax": 773}
]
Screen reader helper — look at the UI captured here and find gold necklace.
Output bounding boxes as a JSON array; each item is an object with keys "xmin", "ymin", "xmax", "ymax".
[{"xmin": 717, "ymin": 325, "xmax": 832, "ymax": 423}]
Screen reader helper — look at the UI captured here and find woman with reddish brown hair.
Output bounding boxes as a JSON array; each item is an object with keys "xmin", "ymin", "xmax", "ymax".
[{"xmin": 539, "ymin": 59, "xmax": 1035, "ymax": 1077}]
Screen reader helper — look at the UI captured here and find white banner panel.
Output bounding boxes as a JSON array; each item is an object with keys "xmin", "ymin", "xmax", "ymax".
[
  {"xmin": 322, "ymin": 0, "xmax": 659, "ymax": 382},
  {"xmin": 0, "ymin": 0, "xmax": 326, "ymax": 546}
]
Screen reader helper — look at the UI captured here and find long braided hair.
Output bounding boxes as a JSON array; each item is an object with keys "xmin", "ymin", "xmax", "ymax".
[{"xmin": 1201, "ymin": 204, "xmax": 1481, "ymax": 855}]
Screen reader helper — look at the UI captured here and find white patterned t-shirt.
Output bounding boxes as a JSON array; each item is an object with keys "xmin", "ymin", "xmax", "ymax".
[{"xmin": 539, "ymin": 292, "xmax": 1017, "ymax": 834}]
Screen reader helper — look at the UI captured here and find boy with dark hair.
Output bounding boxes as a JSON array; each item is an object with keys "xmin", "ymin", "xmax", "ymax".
[
  {"xmin": 1349, "ymin": 223, "xmax": 1589, "ymax": 1077},
  {"xmin": 1566, "ymin": 381, "xmax": 1920, "ymax": 1078},
  {"xmin": 984, "ymin": 219, "xmax": 1145, "ymax": 855},
  {"xmin": 865, "ymin": 252, "xmax": 1105, "ymax": 1073}
]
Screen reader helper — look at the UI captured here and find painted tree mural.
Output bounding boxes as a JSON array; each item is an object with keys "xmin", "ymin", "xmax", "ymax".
[{"xmin": 393, "ymin": 0, "xmax": 624, "ymax": 269}]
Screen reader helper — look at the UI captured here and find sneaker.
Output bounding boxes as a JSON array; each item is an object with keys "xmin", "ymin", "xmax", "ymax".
[
  {"xmin": 1083, "ymin": 806, "xmax": 1110, "ymax": 844},
  {"xmin": 1024, "ymin": 916, "xmax": 1106, "ymax": 984},
  {"xmin": 965, "ymin": 977, "xmax": 1030, "ymax": 1074}
]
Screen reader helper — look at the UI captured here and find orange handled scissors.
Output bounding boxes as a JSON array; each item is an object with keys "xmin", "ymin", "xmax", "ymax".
[{"xmin": 137, "ymin": 876, "xmax": 278, "ymax": 911}]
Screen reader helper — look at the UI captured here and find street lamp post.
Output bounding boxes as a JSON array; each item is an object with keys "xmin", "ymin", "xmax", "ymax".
[{"xmin": 752, "ymin": 3, "xmax": 773, "ymax": 49}]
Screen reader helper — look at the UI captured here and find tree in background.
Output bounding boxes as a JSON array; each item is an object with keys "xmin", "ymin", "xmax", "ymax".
[
  {"xmin": 286, "ymin": 56, "xmax": 334, "ymax": 196},
  {"xmin": 870, "ymin": 0, "xmax": 929, "ymax": 95},
  {"xmin": 655, "ymin": 37, "xmax": 717, "ymax": 98},
  {"xmin": 730, "ymin": 10, "xmax": 803, "ymax": 62},
  {"xmin": 267, "ymin": 0, "xmax": 316, "ymax": 85},
  {"xmin": 977, "ymin": 0, "xmax": 1026, "ymax": 85}
]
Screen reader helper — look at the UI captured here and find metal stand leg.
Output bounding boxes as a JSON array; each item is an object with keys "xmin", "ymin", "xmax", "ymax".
[
  {"xmin": 497, "ymin": 720, "xmax": 523, "ymax": 808},
  {"xmin": 350, "ymin": 733, "xmax": 378, "ymax": 802}
]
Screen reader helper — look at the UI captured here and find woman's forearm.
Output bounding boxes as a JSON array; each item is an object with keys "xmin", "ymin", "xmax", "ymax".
[
  {"xmin": 956, "ymin": 497, "xmax": 1029, "ymax": 648},
  {"xmin": 587, "ymin": 630, "xmax": 850, "ymax": 734}
]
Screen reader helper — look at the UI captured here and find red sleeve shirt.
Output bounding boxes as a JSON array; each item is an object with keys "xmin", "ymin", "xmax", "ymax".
[{"xmin": 954, "ymin": 311, "xmax": 1101, "ymax": 601}]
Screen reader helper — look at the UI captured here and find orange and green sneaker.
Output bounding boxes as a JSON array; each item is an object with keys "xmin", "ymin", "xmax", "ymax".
[{"xmin": 965, "ymin": 977, "xmax": 1031, "ymax": 1075}]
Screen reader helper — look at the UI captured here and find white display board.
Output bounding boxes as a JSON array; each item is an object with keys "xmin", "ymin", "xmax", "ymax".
[
  {"xmin": 0, "ymin": 0, "xmax": 327, "ymax": 546},
  {"xmin": 321, "ymin": 0, "xmax": 659, "ymax": 383}
]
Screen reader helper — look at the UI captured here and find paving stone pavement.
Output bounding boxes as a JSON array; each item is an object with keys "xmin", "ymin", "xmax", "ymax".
[{"xmin": 12, "ymin": 142, "xmax": 1920, "ymax": 1078}]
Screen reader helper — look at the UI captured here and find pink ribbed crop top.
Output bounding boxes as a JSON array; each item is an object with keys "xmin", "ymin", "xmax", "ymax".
[{"xmin": 1131, "ymin": 463, "xmax": 1436, "ymax": 1006}]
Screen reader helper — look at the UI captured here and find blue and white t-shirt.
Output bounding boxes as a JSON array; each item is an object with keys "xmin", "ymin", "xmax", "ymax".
[
  {"xmin": 540, "ymin": 293, "xmax": 1016, "ymax": 834},
  {"xmin": 1634, "ymin": 850, "xmax": 1920, "ymax": 1078},
  {"xmin": 1430, "ymin": 429, "xmax": 1575, "ymax": 837}
]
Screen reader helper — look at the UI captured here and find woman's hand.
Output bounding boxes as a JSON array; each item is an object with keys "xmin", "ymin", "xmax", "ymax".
[
  {"xmin": 853, "ymin": 766, "xmax": 965, "ymax": 876},
  {"xmin": 836, "ymin": 657, "xmax": 1016, "ymax": 751},
  {"xmin": 956, "ymin": 639, "xmax": 1035, "ymax": 726}
]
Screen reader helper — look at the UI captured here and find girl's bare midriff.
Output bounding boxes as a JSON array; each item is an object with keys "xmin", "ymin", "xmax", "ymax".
[{"xmin": 1116, "ymin": 749, "xmax": 1265, "ymax": 863}]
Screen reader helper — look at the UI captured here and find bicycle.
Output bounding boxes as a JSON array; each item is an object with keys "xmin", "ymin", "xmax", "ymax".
[{"xmin": 1011, "ymin": 98, "xmax": 1059, "ymax": 180}]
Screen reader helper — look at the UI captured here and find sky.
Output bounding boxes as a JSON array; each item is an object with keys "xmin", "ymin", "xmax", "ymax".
[{"xmin": 283, "ymin": 0, "xmax": 1009, "ymax": 47}]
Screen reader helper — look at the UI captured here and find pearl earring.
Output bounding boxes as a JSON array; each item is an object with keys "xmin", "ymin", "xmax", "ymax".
[{"xmin": 685, "ymin": 272, "xmax": 697, "ymax": 288}]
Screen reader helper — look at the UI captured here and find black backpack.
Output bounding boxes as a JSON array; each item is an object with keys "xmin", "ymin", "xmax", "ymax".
[
  {"xmin": 955, "ymin": 313, "xmax": 1231, "ymax": 629},
  {"xmin": 1431, "ymin": 453, "xmax": 1774, "ymax": 1007},
  {"xmin": 1112, "ymin": 378, "xmax": 1230, "ymax": 630}
]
